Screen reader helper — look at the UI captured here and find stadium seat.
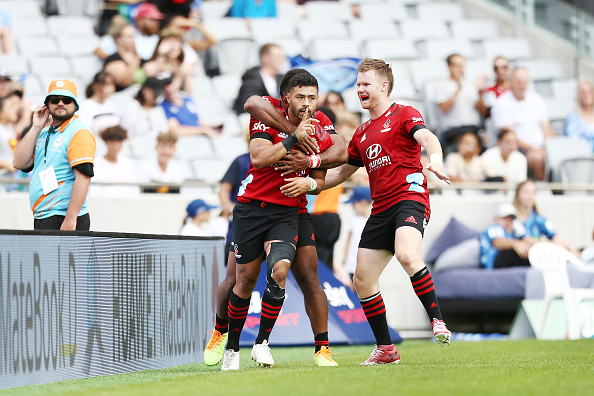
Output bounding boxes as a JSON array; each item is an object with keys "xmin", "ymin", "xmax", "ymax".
[
  {"xmin": 23, "ymin": 74, "xmax": 44, "ymax": 96},
  {"xmin": 128, "ymin": 135, "xmax": 158, "ymax": 159},
  {"xmin": 191, "ymin": 158, "xmax": 231, "ymax": 184},
  {"xmin": 544, "ymin": 136, "xmax": 593, "ymax": 182},
  {"xmin": 0, "ymin": 1, "xmax": 43, "ymax": 19},
  {"xmin": 482, "ymin": 38, "xmax": 533, "ymax": 62},
  {"xmin": 214, "ymin": 38, "xmax": 259, "ymax": 76},
  {"xmin": 407, "ymin": 59, "xmax": 449, "ymax": 90},
  {"xmin": 415, "ymin": 2, "xmax": 465, "ymax": 22},
  {"xmin": 250, "ymin": 18, "xmax": 297, "ymax": 44},
  {"xmin": 265, "ymin": 37, "xmax": 307, "ymax": 58},
  {"xmin": 363, "ymin": 38, "xmax": 418, "ymax": 61},
  {"xmin": 71, "ymin": 55, "xmax": 103, "ymax": 86},
  {"xmin": 47, "ymin": 15, "xmax": 96, "ymax": 37},
  {"xmin": 211, "ymin": 73, "xmax": 242, "ymax": 110},
  {"xmin": 303, "ymin": 1, "xmax": 354, "ymax": 22},
  {"xmin": 57, "ymin": 36, "xmax": 100, "ymax": 58},
  {"xmin": 514, "ymin": 59, "xmax": 565, "ymax": 81},
  {"xmin": 528, "ymin": 242, "xmax": 594, "ymax": 340},
  {"xmin": 348, "ymin": 20, "xmax": 400, "ymax": 48},
  {"xmin": 190, "ymin": 75, "xmax": 215, "ymax": 97},
  {"xmin": 559, "ymin": 158, "xmax": 594, "ymax": 192},
  {"xmin": 175, "ymin": 136, "xmax": 216, "ymax": 161},
  {"xmin": 203, "ymin": 18, "xmax": 251, "ymax": 41},
  {"xmin": 309, "ymin": 38, "xmax": 361, "ymax": 61},
  {"xmin": 276, "ymin": 1, "xmax": 299, "ymax": 20},
  {"xmin": 212, "ymin": 135, "xmax": 248, "ymax": 159},
  {"xmin": 450, "ymin": 19, "xmax": 500, "ymax": 42},
  {"xmin": 17, "ymin": 36, "xmax": 58, "ymax": 57},
  {"xmin": 297, "ymin": 20, "xmax": 350, "ymax": 44},
  {"xmin": 399, "ymin": 20, "xmax": 450, "ymax": 42},
  {"xmin": 11, "ymin": 18, "xmax": 48, "ymax": 38},
  {"xmin": 421, "ymin": 39, "xmax": 476, "ymax": 61},
  {"xmin": 0, "ymin": 55, "xmax": 29, "ymax": 77},
  {"xmin": 29, "ymin": 56, "xmax": 73, "ymax": 78},
  {"xmin": 199, "ymin": 0, "xmax": 232, "ymax": 20},
  {"xmin": 358, "ymin": 3, "xmax": 409, "ymax": 23}
]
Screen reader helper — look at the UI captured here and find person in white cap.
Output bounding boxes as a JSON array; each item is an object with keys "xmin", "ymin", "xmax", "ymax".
[
  {"xmin": 478, "ymin": 202, "xmax": 532, "ymax": 270},
  {"xmin": 12, "ymin": 79, "xmax": 96, "ymax": 231}
]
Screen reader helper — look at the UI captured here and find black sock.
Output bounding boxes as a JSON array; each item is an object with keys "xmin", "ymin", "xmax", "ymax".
[
  {"xmin": 227, "ymin": 291, "xmax": 251, "ymax": 351},
  {"xmin": 255, "ymin": 289, "xmax": 284, "ymax": 344},
  {"xmin": 360, "ymin": 292, "xmax": 391, "ymax": 345},
  {"xmin": 314, "ymin": 332, "xmax": 329, "ymax": 353},
  {"xmin": 410, "ymin": 266, "xmax": 443, "ymax": 321},
  {"xmin": 215, "ymin": 314, "xmax": 228, "ymax": 335}
]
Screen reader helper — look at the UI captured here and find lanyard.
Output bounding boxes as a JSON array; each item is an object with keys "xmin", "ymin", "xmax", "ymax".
[{"xmin": 44, "ymin": 126, "xmax": 55, "ymax": 164}]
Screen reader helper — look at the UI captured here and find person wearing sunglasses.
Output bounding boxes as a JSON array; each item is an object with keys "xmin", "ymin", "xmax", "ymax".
[
  {"xmin": 481, "ymin": 56, "xmax": 511, "ymax": 119},
  {"xmin": 12, "ymin": 79, "xmax": 96, "ymax": 231}
]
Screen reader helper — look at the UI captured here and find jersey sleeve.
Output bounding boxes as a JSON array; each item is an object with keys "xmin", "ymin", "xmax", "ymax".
[
  {"xmin": 249, "ymin": 115, "xmax": 274, "ymax": 141},
  {"xmin": 347, "ymin": 131, "xmax": 363, "ymax": 167},
  {"xmin": 317, "ymin": 124, "xmax": 334, "ymax": 152},
  {"xmin": 400, "ymin": 106, "xmax": 427, "ymax": 136},
  {"xmin": 68, "ymin": 129, "xmax": 96, "ymax": 167},
  {"xmin": 315, "ymin": 111, "xmax": 336, "ymax": 133}
]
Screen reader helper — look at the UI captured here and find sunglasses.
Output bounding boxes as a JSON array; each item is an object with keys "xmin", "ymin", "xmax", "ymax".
[
  {"xmin": 494, "ymin": 65, "xmax": 509, "ymax": 71},
  {"xmin": 48, "ymin": 96, "xmax": 74, "ymax": 105}
]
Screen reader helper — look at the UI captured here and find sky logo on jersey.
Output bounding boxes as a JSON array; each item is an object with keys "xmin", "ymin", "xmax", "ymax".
[
  {"xmin": 366, "ymin": 143, "xmax": 382, "ymax": 160},
  {"xmin": 253, "ymin": 122, "xmax": 270, "ymax": 132},
  {"xmin": 412, "ymin": 116, "xmax": 424, "ymax": 123}
]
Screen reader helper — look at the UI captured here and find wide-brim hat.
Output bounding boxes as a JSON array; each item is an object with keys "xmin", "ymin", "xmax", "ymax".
[
  {"xmin": 45, "ymin": 79, "xmax": 79, "ymax": 111},
  {"xmin": 345, "ymin": 186, "xmax": 372, "ymax": 204}
]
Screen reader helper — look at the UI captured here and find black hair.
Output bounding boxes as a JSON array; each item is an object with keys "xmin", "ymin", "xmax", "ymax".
[
  {"xmin": 287, "ymin": 71, "xmax": 318, "ymax": 93},
  {"xmin": 316, "ymin": 106, "xmax": 336, "ymax": 125},
  {"xmin": 86, "ymin": 71, "xmax": 113, "ymax": 98},
  {"xmin": 279, "ymin": 68, "xmax": 308, "ymax": 98}
]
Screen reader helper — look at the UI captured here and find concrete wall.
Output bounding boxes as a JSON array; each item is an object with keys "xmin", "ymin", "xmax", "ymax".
[{"xmin": 2, "ymin": 191, "xmax": 592, "ymax": 332}]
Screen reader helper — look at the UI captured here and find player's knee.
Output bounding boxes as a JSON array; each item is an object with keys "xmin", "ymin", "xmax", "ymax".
[{"xmin": 395, "ymin": 250, "xmax": 419, "ymax": 267}]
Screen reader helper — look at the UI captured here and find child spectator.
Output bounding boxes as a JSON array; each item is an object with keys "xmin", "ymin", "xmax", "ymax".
[
  {"xmin": 180, "ymin": 198, "xmax": 227, "ymax": 237},
  {"xmin": 90, "ymin": 125, "xmax": 141, "ymax": 197},
  {"xmin": 138, "ymin": 132, "xmax": 185, "ymax": 191},
  {"xmin": 444, "ymin": 132, "xmax": 489, "ymax": 183}
]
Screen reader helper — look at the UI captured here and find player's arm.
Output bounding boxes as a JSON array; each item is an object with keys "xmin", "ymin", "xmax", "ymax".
[
  {"xmin": 244, "ymin": 95, "xmax": 319, "ymax": 154},
  {"xmin": 61, "ymin": 169, "xmax": 91, "ymax": 230},
  {"xmin": 13, "ymin": 105, "xmax": 50, "ymax": 170},
  {"xmin": 250, "ymin": 112, "xmax": 315, "ymax": 169},
  {"xmin": 276, "ymin": 133, "xmax": 348, "ymax": 176},
  {"xmin": 280, "ymin": 169, "xmax": 326, "ymax": 198},
  {"xmin": 218, "ymin": 181, "xmax": 235, "ymax": 218},
  {"xmin": 324, "ymin": 163, "xmax": 358, "ymax": 190},
  {"xmin": 413, "ymin": 128, "xmax": 451, "ymax": 184}
]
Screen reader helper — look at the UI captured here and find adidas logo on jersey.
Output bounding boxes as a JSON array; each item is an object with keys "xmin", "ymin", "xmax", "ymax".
[{"xmin": 405, "ymin": 216, "xmax": 417, "ymax": 224}]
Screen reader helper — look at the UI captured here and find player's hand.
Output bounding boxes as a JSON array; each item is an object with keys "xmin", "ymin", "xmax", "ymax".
[
  {"xmin": 280, "ymin": 177, "xmax": 310, "ymax": 197},
  {"xmin": 275, "ymin": 149, "xmax": 309, "ymax": 176},
  {"xmin": 32, "ymin": 105, "xmax": 50, "ymax": 129},
  {"xmin": 512, "ymin": 240, "xmax": 530, "ymax": 259},
  {"xmin": 294, "ymin": 109, "xmax": 318, "ymax": 141},
  {"xmin": 295, "ymin": 134, "xmax": 319, "ymax": 155},
  {"xmin": 425, "ymin": 162, "xmax": 451, "ymax": 184}
]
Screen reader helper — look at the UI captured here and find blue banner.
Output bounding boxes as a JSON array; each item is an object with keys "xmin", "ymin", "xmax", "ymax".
[
  {"xmin": 288, "ymin": 56, "xmax": 361, "ymax": 93},
  {"xmin": 239, "ymin": 262, "xmax": 402, "ymax": 347}
]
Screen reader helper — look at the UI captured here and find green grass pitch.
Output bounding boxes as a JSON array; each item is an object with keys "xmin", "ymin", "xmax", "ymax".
[{"xmin": 3, "ymin": 339, "xmax": 593, "ymax": 396}]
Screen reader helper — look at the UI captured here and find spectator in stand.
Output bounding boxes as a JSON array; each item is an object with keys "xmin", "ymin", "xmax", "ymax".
[
  {"xmin": 512, "ymin": 179, "xmax": 579, "ymax": 255},
  {"xmin": 90, "ymin": 125, "xmax": 141, "ymax": 197},
  {"xmin": 97, "ymin": 1, "xmax": 144, "ymax": 36},
  {"xmin": 444, "ymin": 131, "xmax": 489, "ymax": 183},
  {"xmin": 227, "ymin": 0, "xmax": 277, "ymax": 18},
  {"xmin": 434, "ymin": 54, "xmax": 484, "ymax": 153},
  {"xmin": 160, "ymin": 15, "xmax": 217, "ymax": 81},
  {"xmin": 151, "ymin": 0, "xmax": 194, "ymax": 19},
  {"xmin": 0, "ymin": 7, "xmax": 14, "ymax": 55},
  {"xmin": 143, "ymin": 28, "xmax": 195, "ymax": 93},
  {"xmin": 581, "ymin": 226, "xmax": 594, "ymax": 264},
  {"xmin": 479, "ymin": 203, "xmax": 531, "ymax": 269},
  {"xmin": 563, "ymin": 79, "xmax": 594, "ymax": 152},
  {"xmin": 179, "ymin": 198, "xmax": 228, "ymax": 237},
  {"xmin": 481, "ymin": 56, "xmax": 511, "ymax": 117},
  {"xmin": 232, "ymin": 43, "xmax": 285, "ymax": 114},
  {"xmin": 0, "ymin": 89, "xmax": 20, "ymax": 178},
  {"xmin": 96, "ymin": 4, "xmax": 163, "ymax": 61},
  {"xmin": 161, "ymin": 72, "xmax": 220, "ymax": 138},
  {"xmin": 138, "ymin": 131, "xmax": 185, "ymax": 186},
  {"xmin": 491, "ymin": 67, "xmax": 554, "ymax": 181},
  {"xmin": 121, "ymin": 73, "xmax": 170, "ymax": 139},
  {"xmin": 480, "ymin": 129, "xmax": 527, "ymax": 185},
  {"xmin": 102, "ymin": 22, "xmax": 144, "ymax": 92},
  {"xmin": 77, "ymin": 72, "xmax": 120, "ymax": 135}
]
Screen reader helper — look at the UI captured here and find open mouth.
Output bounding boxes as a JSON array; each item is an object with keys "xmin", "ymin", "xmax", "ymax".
[{"xmin": 359, "ymin": 95, "xmax": 370, "ymax": 103}]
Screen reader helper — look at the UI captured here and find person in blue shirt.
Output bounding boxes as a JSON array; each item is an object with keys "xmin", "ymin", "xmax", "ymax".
[
  {"xmin": 513, "ymin": 179, "xmax": 580, "ymax": 255},
  {"xmin": 160, "ymin": 72, "xmax": 221, "ymax": 138},
  {"xmin": 479, "ymin": 203, "xmax": 532, "ymax": 269}
]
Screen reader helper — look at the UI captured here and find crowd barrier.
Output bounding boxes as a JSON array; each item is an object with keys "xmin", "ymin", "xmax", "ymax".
[{"xmin": 0, "ymin": 230, "xmax": 225, "ymax": 389}]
